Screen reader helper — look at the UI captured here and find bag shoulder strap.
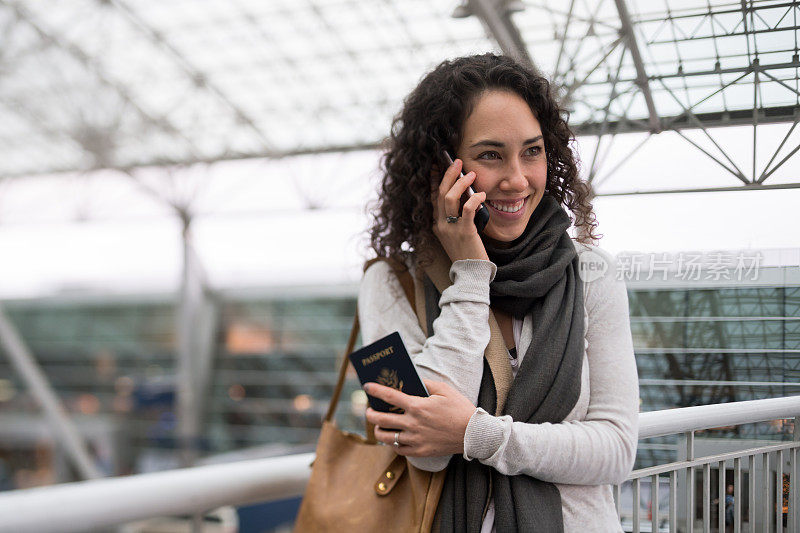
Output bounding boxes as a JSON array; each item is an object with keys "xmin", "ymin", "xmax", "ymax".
[
  {"xmin": 324, "ymin": 311, "xmax": 360, "ymax": 423},
  {"xmin": 324, "ymin": 257, "xmax": 416, "ymax": 423}
]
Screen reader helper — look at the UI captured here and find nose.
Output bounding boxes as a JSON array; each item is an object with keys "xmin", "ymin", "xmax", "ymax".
[{"xmin": 500, "ymin": 158, "xmax": 528, "ymax": 191}]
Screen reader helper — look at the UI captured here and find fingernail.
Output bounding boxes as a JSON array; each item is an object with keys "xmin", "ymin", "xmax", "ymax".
[{"xmin": 363, "ymin": 383, "xmax": 371, "ymax": 393}]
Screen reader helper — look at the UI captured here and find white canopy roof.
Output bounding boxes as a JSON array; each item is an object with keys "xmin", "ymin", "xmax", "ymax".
[{"xmin": 1, "ymin": 0, "xmax": 798, "ymax": 180}]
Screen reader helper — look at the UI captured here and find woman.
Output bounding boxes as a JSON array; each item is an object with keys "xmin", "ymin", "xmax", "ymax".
[{"xmin": 358, "ymin": 54, "xmax": 638, "ymax": 532}]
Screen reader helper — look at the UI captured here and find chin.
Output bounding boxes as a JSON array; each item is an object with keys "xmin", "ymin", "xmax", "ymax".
[
  {"xmin": 483, "ymin": 198, "xmax": 536, "ymax": 244},
  {"xmin": 482, "ymin": 227, "xmax": 526, "ymax": 246}
]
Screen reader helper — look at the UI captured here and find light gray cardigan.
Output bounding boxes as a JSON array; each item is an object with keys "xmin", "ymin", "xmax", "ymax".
[{"xmin": 357, "ymin": 243, "xmax": 639, "ymax": 532}]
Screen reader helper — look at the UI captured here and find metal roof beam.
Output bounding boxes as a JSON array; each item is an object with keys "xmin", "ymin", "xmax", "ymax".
[
  {"xmin": 109, "ymin": 0, "xmax": 277, "ymax": 156},
  {"xmin": 553, "ymin": 0, "xmax": 576, "ymax": 80},
  {"xmin": 596, "ymin": 181, "xmax": 800, "ymax": 197},
  {"xmin": 648, "ymin": 24, "xmax": 800, "ymax": 44},
  {"xmin": 5, "ymin": 101, "xmax": 799, "ymax": 178},
  {"xmin": 613, "ymin": 0, "xmax": 661, "ymax": 133},
  {"xmin": 562, "ymin": 36, "xmax": 623, "ymax": 103},
  {"xmin": 0, "ymin": 97, "xmax": 83, "ymax": 150},
  {"xmin": 458, "ymin": 0, "xmax": 534, "ymax": 69},
  {"xmin": 523, "ymin": 2, "xmax": 618, "ymax": 31},
  {"xmin": 635, "ymin": 2, "xmax": 799, "ymax": 24},
  {"xmin": 587, "ymin": 46, "xmax": 629, "ymax": 183},
  {"xmin": 0, "ymin": 141, "xmax": 382, "ymax": 180},
  {"xmin": 578, "ymin": 60, "xmax": 800, "ymax": 87},
  {"xmin": 1, "ymin": 0, "xmax": 204, "ymax": 163},
  {"xmin": 758, "ymin": 118, "xmax": 799, "ymax": 184},
  {"xmin": 575, "ymin": 105, "xmax": 800, "ymax": 136}
]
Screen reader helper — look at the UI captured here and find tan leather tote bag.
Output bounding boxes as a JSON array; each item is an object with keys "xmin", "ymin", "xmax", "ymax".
[{"xmin": 294, "ymin": 259, "xmax": 446, "ymax": 532}]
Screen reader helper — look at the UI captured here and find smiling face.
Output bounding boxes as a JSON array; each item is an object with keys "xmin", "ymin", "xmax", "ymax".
[{"xmin": 456, "ymin": 89, "xmax": 547, "ymax": 246}]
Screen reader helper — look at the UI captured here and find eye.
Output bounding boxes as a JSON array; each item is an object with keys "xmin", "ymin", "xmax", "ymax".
[
  {"xmin": 525, "ymin": 145, "xmax": 543, "ymax": 156},
  {"xmin": 477, "ymin": 151, "xmax": 500, "ymax": 160}
]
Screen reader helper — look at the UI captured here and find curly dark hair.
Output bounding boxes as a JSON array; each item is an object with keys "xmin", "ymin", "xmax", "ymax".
[{"xmin": 367, "ymin": 53, "xmax": 599, "ymax": 270}]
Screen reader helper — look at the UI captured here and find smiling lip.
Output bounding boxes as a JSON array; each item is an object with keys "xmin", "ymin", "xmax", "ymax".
[{"xmin": 486, "ymin": 196, "xmax": 528, "ymax": 218}]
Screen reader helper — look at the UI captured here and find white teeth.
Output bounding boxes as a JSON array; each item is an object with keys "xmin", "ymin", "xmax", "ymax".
[{"xmin": 488, "ymin": 199, "xmax": 524, "ymax": 213}]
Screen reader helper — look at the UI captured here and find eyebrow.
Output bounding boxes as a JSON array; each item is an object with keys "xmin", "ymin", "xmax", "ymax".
[{"xmin": 469, "ymin": 135, "xmax": 543, "ymax": 148}]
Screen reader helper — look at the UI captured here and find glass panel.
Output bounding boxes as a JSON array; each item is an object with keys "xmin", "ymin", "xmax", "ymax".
[{"xmin": 632, "ymin": 286, "xmax": 800, "ymax": 442}]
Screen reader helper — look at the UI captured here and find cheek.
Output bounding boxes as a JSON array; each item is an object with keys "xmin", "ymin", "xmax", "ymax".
[
  {"xmin": 533, "ymin": 160, "xmax": 548, "ymax": 189},
  {"xmin": 473, "ymin": 173, "xmax": 496, "ymax": 193}
]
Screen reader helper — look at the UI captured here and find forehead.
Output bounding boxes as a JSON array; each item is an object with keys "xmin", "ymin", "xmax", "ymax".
[{"xmin": 461, "ymin": 90, "xmax": 541, "ymax": 140}]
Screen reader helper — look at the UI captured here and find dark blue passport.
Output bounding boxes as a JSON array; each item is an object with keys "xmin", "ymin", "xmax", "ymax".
[{"xmin": 348, "ymin": 331, "xmax": 429, "ymax": 413}]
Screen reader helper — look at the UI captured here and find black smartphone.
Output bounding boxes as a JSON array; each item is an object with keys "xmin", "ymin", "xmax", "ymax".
[{"xmin": 443, "ymin": 150, "xmax": 490, "ymax": 233}]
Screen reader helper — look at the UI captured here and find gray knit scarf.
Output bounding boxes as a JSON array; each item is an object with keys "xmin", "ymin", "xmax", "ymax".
[{"xmin": 429, "ymin": 194, "xmax": 585, "ymax": 532}]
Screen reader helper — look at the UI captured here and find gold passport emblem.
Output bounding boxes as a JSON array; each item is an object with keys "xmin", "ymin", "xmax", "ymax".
[
  {"xmin": 377, "ymin": 368, "xmax": 405, "ymax": 413},
  {"xmin": 377, "ymin": 368, "xmax": 403, "ymax": 391}
]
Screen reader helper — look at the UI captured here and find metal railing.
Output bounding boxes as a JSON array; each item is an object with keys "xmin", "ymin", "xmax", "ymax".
[
  {"xmin": 618, "ymin": 396, "xmax": 800, "ymax": 533},
  {"xmin": 0, "ymin": 395, "xmax": 798, "ymax": 533}
]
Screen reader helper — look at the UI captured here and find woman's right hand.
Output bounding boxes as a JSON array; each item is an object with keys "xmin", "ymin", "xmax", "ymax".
[{"xmin": 431, "ymin": 158, "xmax": 490, "ymax": 262}]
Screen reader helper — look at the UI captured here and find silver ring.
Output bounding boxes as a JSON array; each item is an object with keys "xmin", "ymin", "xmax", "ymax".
[
  {"xmin": 393, "ymin": 432, "xmax": 400, "ymax": 447},
  {"xmin": 446, "ymin": 215, "xmax": 459, "ymax": 224}
]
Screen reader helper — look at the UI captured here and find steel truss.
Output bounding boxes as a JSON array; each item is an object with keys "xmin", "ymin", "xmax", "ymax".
[
  {"xmin": 503, "ymin": 0, "xmax": 800, "ymax": 194},
  {"xmin": 0, "ymin": 0, "xmax": 795, "ymax": 195}
]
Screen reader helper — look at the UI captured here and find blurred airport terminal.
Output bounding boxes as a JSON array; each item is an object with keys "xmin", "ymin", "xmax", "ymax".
[{"xmin": 0, "ymin": 0, "xmax": 799, "ymax": 531}]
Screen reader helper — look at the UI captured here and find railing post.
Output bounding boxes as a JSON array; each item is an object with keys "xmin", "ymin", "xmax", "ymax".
[
  {"xmin": 793, "ymin": 445, "xmax": 799, "ymax": 533},
  {"xmin": 718, "ymin": 460, "xmax": 725, "ymax": 533},
  {"xmin": 703, "ymin": 462, "xmax": 710, "ymax": 532},
  {"xmin": 793, "ymin": 417, "xmax": 799, "ymax": 533},
  {"xmin": 777, "ymin": 449, "xmax": 783, "ymax": 533},
  {"xmin": 687, "ymin": 431, "xmax": 695, "ymax": 532},
  {"xmin": 191, "ymin": 513, "xmax": 203, "ymax": 533},
  {"xmin": 734, "ymin": 457, "xmax": 742, "ymax": 533},
  {"xmin": 749, "ymin": 455, "xmax": 757, "ymax": 532},
  {"xmin": 763, "ymin": 453, "xmax": 771, "ymax": 533},
  {"xmin": 633, "ymin": 477, "xmax": 640, "ymax": 533},
  {"xmin": 651, "ymin": 474, "xmax": 659, "ymax": 533},
  {"xmin": 670, "ymin": 471, "xmax": 677, "ymax": 533}
]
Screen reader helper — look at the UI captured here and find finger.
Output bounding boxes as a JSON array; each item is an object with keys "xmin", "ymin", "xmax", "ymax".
[
  {"xmin": 449, "ymin": 170, "xmax": 477, "ymax": 197},
  {"xmin": 438, "ymin": 160, "xmax": 465, "ymax": 216},
  {"xmin": 443, "ymin": 171, "xmax": 476, "ymax": 218},
  {"xmin": 373, "ymin": 426, "xmax": 406, "ymax": 441},
  {"xmin": 364, "ymin": 382, "xmax": 413, "ymax": 411},
  {"xmin": 438, "ymin": 158, "xmax": 463, "ymax": 196},
  {"xmin": 365, "ymin": 407, "xmax": 409, "ymax": 430},
  {"xmin": 461, "ymin": 191, "xmax": 487, "ymax": 225},
  {"xmin": 423, "ymin": 379, "xmax": 452, "ymax": 396},
  {"xmin": 375, "ymin": 427, "xmax": 411, "ymax": 455}
]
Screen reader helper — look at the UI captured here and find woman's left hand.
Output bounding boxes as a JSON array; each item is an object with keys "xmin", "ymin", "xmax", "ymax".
[{"xmin": 364, "ymin": 379, "xmax": 476, "ymax": 457}]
